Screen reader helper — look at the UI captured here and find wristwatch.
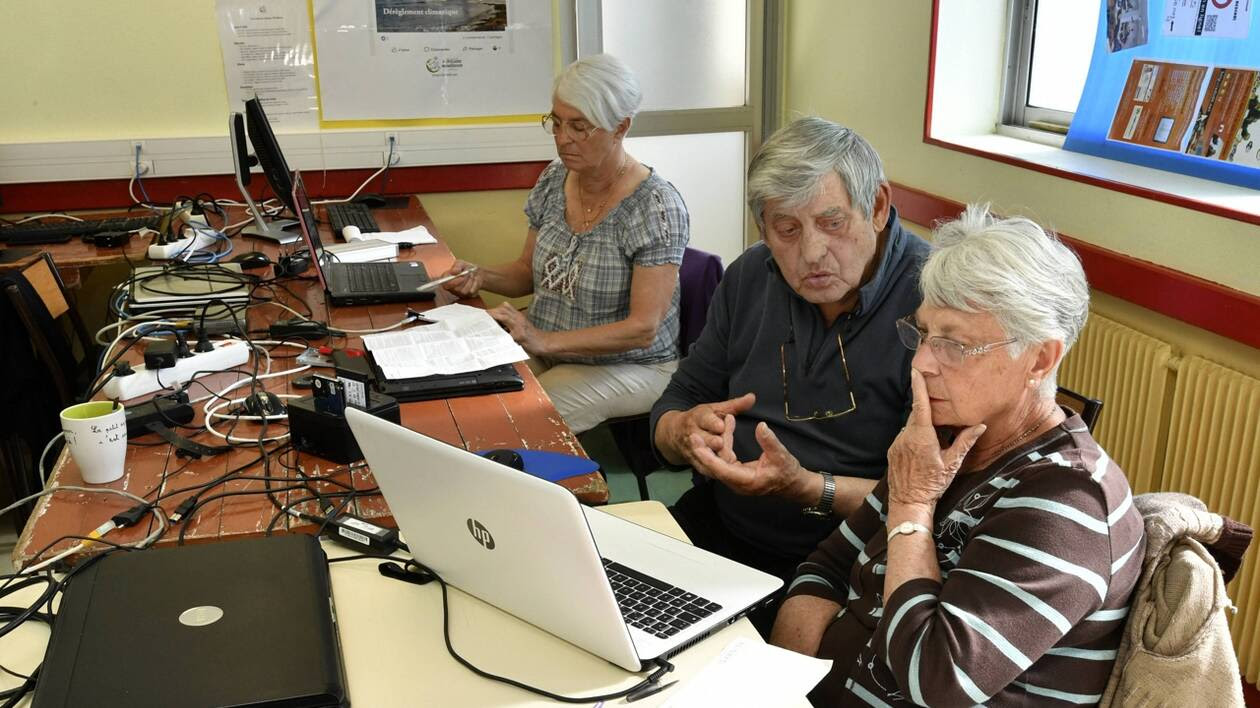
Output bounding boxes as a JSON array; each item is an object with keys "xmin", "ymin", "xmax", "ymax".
[
  {"xmin": 887, "ymin": 521, "xmax": 931, "ymax": 542},
  {"xmin": 803, "ymin": 472, "xmax": 835, "ymax": 517}
]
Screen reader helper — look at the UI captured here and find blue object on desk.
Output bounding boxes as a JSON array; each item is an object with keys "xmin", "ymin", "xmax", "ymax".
[{"xmin": 476, "ymin": 448, "xmax": 601, "ymax": 483}]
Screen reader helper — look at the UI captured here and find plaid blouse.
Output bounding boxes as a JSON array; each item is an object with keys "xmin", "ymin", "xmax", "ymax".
[{"xmin": 524, "ymin": 160, "xmax": 689, "ymax": 365}]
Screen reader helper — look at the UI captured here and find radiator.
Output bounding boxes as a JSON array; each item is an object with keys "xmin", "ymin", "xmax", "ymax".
[
  {"xmin": 1161, "ymin": 356, "xmax": 1260, "ymax": 681},
  {"xmin": 1058, "ymin": 314, "xmax": 1175, "ymax": 494}
]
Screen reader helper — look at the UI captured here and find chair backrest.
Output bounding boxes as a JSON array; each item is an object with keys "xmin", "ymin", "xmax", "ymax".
[
  {"xmin": 677, "ymin": 247, "xmax": 723, "ymax": 355},
  {"xmin": 3, "ymin": 253, "xmax": 88, "ymax": 407},
  {"xmin": 1056, "ymin": 385, "xmax": 1103, "ymax": 431}
]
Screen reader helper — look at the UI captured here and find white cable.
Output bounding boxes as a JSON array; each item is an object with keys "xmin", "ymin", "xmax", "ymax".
[
  {"xmin": 37, "ymin": 432, "xmax": 65, "ymax": 487},
  {"xmin": 314, "ymin": 160, "xmax": 390, "ymax": 205},
  {"xmin": 14, "ymin": 213, "xmax": 84, "ymax": 224},
  {"xmin": 335, "ymin": 313, "xmax": 420, "ymax": 335}
]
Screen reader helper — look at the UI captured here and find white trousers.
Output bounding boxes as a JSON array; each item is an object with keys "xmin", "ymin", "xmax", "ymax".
[{"xmin": 530, "ymin": 359, "xmax": 679, "ymax": 434}]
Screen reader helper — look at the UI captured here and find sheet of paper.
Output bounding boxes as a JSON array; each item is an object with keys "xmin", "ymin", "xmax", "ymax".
[
  {"xmin": 1163, "ymin": 0, "xmax": 1252, "ymax": 38},
  {"xmin": 215, "ymin": 0, "xmax": 319, "ymax": 131},
  {"xmin": 362, "ymin": 303, "xmax": 527, "ymax": 379},
  {"xmin": 661, "ymin": 637, "xmax": 832, "ymax": 708},
  {"xmin": 347, "ymin": 224, "xmax": 437, "ymax": 245}
]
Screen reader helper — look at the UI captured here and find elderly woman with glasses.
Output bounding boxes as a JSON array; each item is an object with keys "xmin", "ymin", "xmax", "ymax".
[
  {"xmin": 760, "ymin": 205, "xmax": 1145, "ymax": 705},
  {"xmin": 439, "ymin": 54, "xmax": 688, "ymax": 434}
]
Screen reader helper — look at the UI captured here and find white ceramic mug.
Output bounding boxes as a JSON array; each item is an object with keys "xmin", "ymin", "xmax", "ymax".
[{"xmin": 59, "ymin": 401, "xmax": 127, "ymax": 484}]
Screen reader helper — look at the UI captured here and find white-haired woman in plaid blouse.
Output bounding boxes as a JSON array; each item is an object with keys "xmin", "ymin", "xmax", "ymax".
[{"xmin": 441, "ymin": 54, "xmax": 690, "ymax": 433}]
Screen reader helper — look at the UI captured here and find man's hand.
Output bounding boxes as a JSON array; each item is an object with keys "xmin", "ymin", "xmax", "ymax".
[
  {"xmin": 488, "ymin": 303, "xmax": 548, "ymax": 355},
  {"xmin": 654, "ymin": 394, "xmax": 756, "ymax": 467},
  {"xmin": 687, "ymin": 415, "xmax": 810, "ymax": 499},
  {"xmin": 885, "ymin": 369, "xmax": 985, "ymax": 510}
]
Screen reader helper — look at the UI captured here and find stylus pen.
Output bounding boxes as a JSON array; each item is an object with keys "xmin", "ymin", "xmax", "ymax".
[{"xmin": 416, "ymin": 265, "xmax": 479, "ymax": 292}]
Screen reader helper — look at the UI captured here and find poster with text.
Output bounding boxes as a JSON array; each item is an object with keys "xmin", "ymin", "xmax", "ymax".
[
  {"xmin": 1065, "ymin": 0, "xmax": 1260, "ymax": 189},
  {"xmin": 313, "ymin": 0, "xmax": 552, "ymax": 121},
  {"xmin": 1163, "ymin": 0, "xmax": 1252, "ymax": 39},
  {"xmin": 216, "ymin": 0, "xmax": 319, "ymax": 131},
  {"xmin": 1107, "ymin": 60, "xmax": 1208, "ymax": 150}
]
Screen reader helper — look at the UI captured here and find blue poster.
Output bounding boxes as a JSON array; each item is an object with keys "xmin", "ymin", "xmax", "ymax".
[{"xmin": 1064, "ymin": 0, "xmax": 1260, "ymax": 189}]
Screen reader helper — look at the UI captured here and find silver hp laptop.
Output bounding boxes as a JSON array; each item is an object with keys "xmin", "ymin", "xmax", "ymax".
[{"xmin": 344, "ymin": 407, "xmax": 782, "ymax": 672}]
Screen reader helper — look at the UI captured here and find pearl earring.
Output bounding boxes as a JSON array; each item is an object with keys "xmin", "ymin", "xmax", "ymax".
[{"xmin": 1029, "ymin": 378, "xmax": 1038, "ymax": 388}]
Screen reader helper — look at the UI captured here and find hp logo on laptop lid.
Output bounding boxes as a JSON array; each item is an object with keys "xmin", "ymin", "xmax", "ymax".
[{"xmin": 467, "ymin": 519, "xmax": 495, "ymax": 549}]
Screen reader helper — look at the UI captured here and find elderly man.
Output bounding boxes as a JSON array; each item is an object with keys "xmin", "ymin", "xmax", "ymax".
[{"xmin": 650, "ymin": 117, "xmax": 929, "ymax": 584}]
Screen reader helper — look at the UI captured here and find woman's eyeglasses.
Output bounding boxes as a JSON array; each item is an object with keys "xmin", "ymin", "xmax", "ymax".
[
  {"xmin": 895, "ymin": 317, "xmax": 1016, "ymax": 367},
  {"xmin": 541, "ymin": 113, "xmax": 597, "ymax": 142},
  {"xmin": 780, "ymin": 334, "xmax": 857, "ymax": 421}
]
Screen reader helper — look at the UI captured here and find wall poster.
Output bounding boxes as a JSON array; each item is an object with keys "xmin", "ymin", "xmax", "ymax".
[{"xmin": 312, "ymin": 0, "xmax": 554, "ymax": 121}]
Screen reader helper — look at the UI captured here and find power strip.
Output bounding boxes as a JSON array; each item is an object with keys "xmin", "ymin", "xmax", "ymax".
[
  {"xmin": 147, "ymin": 228, "xmax": 221, "ymax": 260},
  {"xmin": 103, "ymin": 340, "xmax": 251, "ymax": 401}
]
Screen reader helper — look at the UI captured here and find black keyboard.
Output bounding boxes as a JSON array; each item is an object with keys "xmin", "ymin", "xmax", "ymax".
[
  {"xmin": 602, "ymin": 558, "xmax": 722, "ymax": 639},
  {"xmin": 325, "ymin": 202, "xmax": 381, "ymax": 236},
  {"xmin": 345, "ymin": 263, "xmax": 399, "ymax": 293},
  {"xmin": 0, "ymin": 215, "xmax": 161, "ymax": 245}
]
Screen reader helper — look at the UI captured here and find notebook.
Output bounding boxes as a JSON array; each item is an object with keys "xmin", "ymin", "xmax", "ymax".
[
  {"xmin": 344, "ymin": 407, "xmax": 782, "ymax": 672},
  {"xmin": 33, "ymin": 534, "xmax": 348, "ymax": 707},
  {"xmin": 291, "ymin": 172, "xmax": 433, "ymax": 306},
  {"xmin": 332, "ymin": 349, "xmax": 524, "ymax": 402}
]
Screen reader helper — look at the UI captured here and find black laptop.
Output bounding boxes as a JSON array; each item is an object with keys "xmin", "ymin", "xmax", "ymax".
[
  {"xmin": 333, "ymin": 349, "xmax": 524, "ymax": 402},
  {"xmin": 34, "ymin": 535, "xmax": 348, "ymax": 708},
  {"xmin": 292, "ymin": 172, "xmax": 433, "ymax": 306}
]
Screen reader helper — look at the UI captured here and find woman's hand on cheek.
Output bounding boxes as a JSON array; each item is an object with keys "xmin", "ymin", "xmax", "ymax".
[{"xmin": 886, "ymin": 369, "xmax": 986, "ymax": 510}]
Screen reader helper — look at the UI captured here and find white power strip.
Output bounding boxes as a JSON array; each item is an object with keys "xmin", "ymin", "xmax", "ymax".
[
  {"xmin": 102, "ymin": 340, "xmax": 251, "ymax": 401},
  {"xmin": 147, "ymin": 228, "xmax": 221, "ymax": 260}
]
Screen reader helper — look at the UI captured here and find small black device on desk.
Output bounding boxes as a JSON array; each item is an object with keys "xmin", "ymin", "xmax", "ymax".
[
  {"xmin": 324, "ymin": 201, "xmax": 381, "ymax": 236},
  {"xmin": 0, "ymin": 214, "xmax": 161, "ymax": 245},
  {"xmin": 33, "ymin": 534, "xmax": 348, "ymax": 707}
]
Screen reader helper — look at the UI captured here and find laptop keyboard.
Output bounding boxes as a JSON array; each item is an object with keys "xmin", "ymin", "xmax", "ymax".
[
  {"xmin": 345, "ymin": 263, "xmax": 399, "ymax": 293},
  {"xmin": 602, "ymin": 558, "xmax": 722, "ymax": 639}
]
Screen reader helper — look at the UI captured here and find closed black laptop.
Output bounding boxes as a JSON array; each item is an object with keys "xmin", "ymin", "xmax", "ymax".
[
  {"xmin": 292, "ymin": 172, "xmax": 432, "ymax": 306},
  {"xmin": 34, "ymin": 535, "xmax": 348, "ymax": 708},
  {"xmin": 333, "ymin": 349, "xmax": 524, "ymax": 402}
]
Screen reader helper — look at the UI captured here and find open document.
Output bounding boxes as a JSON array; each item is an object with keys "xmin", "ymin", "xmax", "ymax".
[
  {"xmin": 361, "ymin": 303, "xmax": 528, "ymax": 379},
  {"xmin": 663, "ymin": 637, "xmax": 831, "ymax": 708}
]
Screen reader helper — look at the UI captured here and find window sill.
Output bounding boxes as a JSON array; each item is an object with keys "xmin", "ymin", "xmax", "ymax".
[{"xmin": 925, "ymin": 130, "xmax": 1260, "ymax": 226}]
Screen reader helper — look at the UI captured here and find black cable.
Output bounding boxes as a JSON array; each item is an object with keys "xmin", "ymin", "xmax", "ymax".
[{"xmin": 378, "ymin": 556, "xmax": 676, "ymax": 703}]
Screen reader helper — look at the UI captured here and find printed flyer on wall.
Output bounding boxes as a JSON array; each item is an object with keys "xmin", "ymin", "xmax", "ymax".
[{"xmin": 1065, "ymin": 0, "xmax": 1260, "ymax": 188}]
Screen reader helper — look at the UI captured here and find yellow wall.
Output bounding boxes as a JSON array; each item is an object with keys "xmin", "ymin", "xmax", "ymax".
[
  {"xmin": 0, "ymin": 2, "xmax": 231, "ymax": 141},
  {"xmin": 782, "ymin": 2, "xmax": 1260, "ymax": 299}
]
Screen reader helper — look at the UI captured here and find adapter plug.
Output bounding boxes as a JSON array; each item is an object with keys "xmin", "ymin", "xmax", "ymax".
[
  {"xmin": 269, "ymin": 318, "xmax": 330, "ymax": 341},
  {"xmin": 143, "ymin": 340, "xmax": 178, "ymax": 370},
  {"xmin": 324, "ymin": 513, "xmax": 403, "ymax": 554}
]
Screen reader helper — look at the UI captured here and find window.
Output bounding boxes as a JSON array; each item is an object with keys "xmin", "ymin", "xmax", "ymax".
[{"xmin": 1002, "ymin": 0, "xmax": 1099, "ymax": 133}]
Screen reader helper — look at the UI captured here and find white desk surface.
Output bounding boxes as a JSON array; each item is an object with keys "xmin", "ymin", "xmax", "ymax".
[{"xmin": 0, "ymin": 501, "xmax": 808, "ymax": 707}]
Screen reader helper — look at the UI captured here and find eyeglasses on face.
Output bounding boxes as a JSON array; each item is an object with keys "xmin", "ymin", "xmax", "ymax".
[
  {"xmin": 895, "ymin": 317, "xmax": 1016, "ymax": 367},
  {"xmin": 780, "ymin": 334, "xmax": 857, "ymax": 422},
  {"xmin": 541, "ymin": 113, "xmax": 597, "ymax": 141}
]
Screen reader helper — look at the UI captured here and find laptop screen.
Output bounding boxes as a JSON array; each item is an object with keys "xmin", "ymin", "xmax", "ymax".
[{"xmin": 290, "ymin": 172, "xmax": 331, "ymax": 293}]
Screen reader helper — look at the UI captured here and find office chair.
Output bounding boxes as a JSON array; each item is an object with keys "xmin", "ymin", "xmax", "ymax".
[
  {"xmin": 0, "ymin": 253, "xmax": 98, "ymax": 531},
  {"xmin": 1055, "ymin": 385, "xmax": 1104, "ymax": 431},
  {"xmin": 604, "ymin": 247, "xmax": 724, "ymax": 500}
]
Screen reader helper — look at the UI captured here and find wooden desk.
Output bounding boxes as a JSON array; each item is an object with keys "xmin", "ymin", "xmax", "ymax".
[
  {"xmin": 0, "ymin": 502, "xmax": 809, "ymax": 707},
  {"xmin": 13, "ymin": 198, "xmax": 607, "ymax": 567}
]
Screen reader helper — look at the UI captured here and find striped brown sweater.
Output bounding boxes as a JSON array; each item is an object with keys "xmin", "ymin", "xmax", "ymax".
[{"xmin": 786, "ymin": 412, "xmax": 1145, "ymax": 706}]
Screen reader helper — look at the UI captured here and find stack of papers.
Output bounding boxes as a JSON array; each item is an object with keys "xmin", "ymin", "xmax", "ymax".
[
  {"xmin": 662, "ymin": 638, "xmax": 832, "ymax": 707},
  {"xmin": 361, "ymin": 303, "xmax": 528, "ymax": 380},
  {"xmin": 322, "ymin": 239, "xmax": 397, "ymax": 263},
  {"xmin": 341, "ymin": 223, "xmax": 437, "ymax": 245}
]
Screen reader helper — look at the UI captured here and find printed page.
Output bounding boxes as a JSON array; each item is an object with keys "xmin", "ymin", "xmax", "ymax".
[
  {"xmin": 362, "ymin": 304, "xmax": 527, "ymax": 379},
  {"xmin": 661, "ymin": 637, "xmax": 831, "ymax": 708}
]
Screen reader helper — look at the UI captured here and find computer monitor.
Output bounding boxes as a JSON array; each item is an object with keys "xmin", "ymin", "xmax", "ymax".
[
  {"xmin": 244, "ymin": 96, "xmax": 297, "ymax": 217},
  {"xmin": 229, "ymin": 112, "xmax": 298, "ymax": 244}
]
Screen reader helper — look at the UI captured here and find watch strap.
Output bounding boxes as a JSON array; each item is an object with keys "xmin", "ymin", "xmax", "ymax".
[
  {"xmin": 803, "ymin": 471, "xmax": 835, "ymax": 517},
  {"xmin": 887, "ymin": 521, "xmax": 931, "ymax": 542}
]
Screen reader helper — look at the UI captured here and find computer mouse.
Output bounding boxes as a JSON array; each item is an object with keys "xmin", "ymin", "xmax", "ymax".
[
  {"xmin": 232, "ymin": 251, "xmax": 272, "ymax": 269},
  {"xmin": 243, "ymin": 391, "xmax": 286, "ymax": 418},
  {"xmin": 354, "ymin": 194, "xmax": 388, "ymax": 209},
  {"xmin": 483, "ymin": 448, "xmax": 526, "ymax": 471}
]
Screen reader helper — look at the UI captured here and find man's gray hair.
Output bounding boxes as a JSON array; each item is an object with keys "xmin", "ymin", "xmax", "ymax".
[
  {"xmin": 553, "ymin": 54, "xmax": 642, "ymax": 133},
  {"xmin": 747, "ymin": 117, "xmax": 886, "ymax": 229},
  {"xmin": 921, "ymin": 203, "xmax": 1090, "ymax": 396}
]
